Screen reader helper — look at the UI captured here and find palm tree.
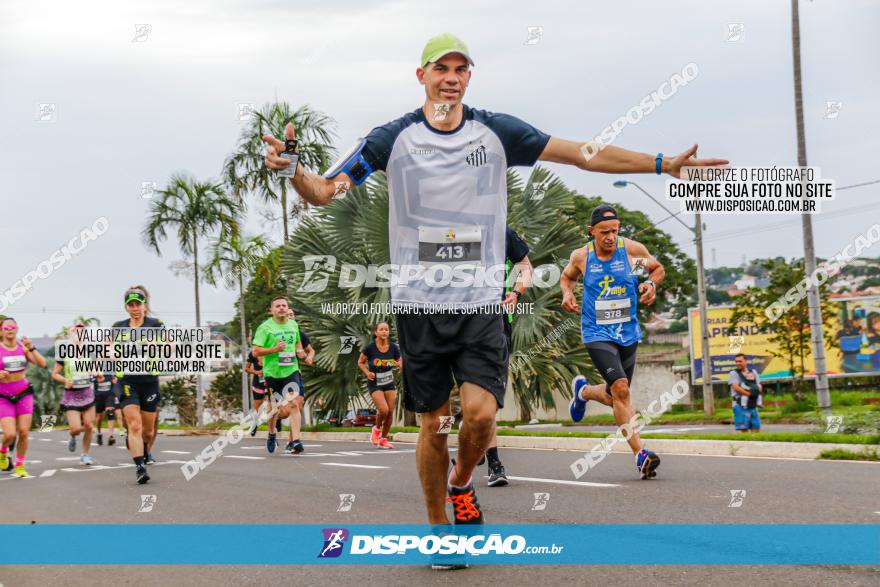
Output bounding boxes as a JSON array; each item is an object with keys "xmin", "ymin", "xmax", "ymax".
[
  {"xmin": 223, "ymin": 102, "xmax": 337, "ymax": 242},
  {"xmin": 281, "ymin": 167, "xmax": 597, "ymax": 421},
  {"xmin": 56, "ymin": 315, "xmax": 100, "ymax": 339},
  {"xmin": 142, "ymin": 173, "xmax": 239, "ymax": 424},
  {"xmin": 204, "ymin": 231, "xmax": 272, "ymax": 411},
  {"xmin": 505, "ymin": 167, "xmax": 593, "ymax": 418}
]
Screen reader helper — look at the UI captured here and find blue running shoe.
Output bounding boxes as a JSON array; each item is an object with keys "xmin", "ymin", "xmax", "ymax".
[
  {"xmin": 569, "ymin": 375, "xmax": 588, "ymax": 422},
  {"xmin": 636, "ymin": 449, "xmax": 660, "ymax": 479},
  {"xmin": 267, "ymin": 433, "xmax": 277, "ymax": 454},
  {"xmin": 68, "ymin": 435, "xmax": 77, "ymax": 453}
]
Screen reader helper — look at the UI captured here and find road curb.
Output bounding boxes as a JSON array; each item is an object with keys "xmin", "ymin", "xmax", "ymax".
[{"xmin": 388, "ymin": 432, "xmax": 876, "ymax": 459}]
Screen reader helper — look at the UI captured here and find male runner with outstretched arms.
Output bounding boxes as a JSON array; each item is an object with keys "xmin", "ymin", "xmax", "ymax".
[
  {"xmin": 562, "ymin": 204, "xmax": 665, "ymax": 479},
  {"xmin": 262, "ymin": 32, "xmax": 726, "ymax": 558}
]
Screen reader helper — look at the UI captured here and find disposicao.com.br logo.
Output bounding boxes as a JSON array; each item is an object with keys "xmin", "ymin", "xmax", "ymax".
[{"xmin": 317, "ymin": 527, "xmax": 563, "ymax": 559}]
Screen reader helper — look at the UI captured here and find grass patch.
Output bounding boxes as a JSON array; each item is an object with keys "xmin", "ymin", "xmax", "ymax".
[
  {"xmin": 493, "ymin": 429, "xmax": 879, "ymax": 445},
  {"xmin": 819, "ymin": 448, "xmax": 880, "ymax": 462}
]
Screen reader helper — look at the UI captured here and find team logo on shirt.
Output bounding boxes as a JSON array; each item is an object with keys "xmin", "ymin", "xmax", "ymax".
[
  {"xmin": 373, "ymin": 358, "xmax": 396, "ymax": 368},
  {"xmin": 598, "ymin": 275, "xmax": 627, "ymax": 298},
  {"xmin": 465, "ymin": 143, "xmax": 487, "ymax": 167}
]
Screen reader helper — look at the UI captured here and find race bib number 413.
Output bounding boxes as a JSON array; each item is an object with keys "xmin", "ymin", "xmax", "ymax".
[{"xmin": 418, "ymin": 225, "xmax": 482, "ymax": 265}]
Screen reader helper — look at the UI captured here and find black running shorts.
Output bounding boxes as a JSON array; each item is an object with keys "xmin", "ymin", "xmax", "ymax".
[
  {"xmin": 95, "ymin": 391, "xmax": 119, "ymax": 414},
  {"xmin": 585, "ymin": 340, "xmax": 638, "ymax": 395},
  {"xmin": 118, "ymin": 380, "xmax": 161, "ymax": 412},
  {"xmin": 265, "ymin": 371, "xmax": 305, "ymax": 398},
  {"xmin": 395, "ymin": 310, "xmax": 508, "ymax": 413}
]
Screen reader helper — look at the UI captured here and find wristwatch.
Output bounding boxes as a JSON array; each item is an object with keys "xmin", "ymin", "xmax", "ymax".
[{"xmin": 513, "ymin": 290, "xmax": 523, "ymax": 299}]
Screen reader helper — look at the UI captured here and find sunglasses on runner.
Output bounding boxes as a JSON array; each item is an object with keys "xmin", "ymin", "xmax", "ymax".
[{"xmin": 1, "ymin": 324, "xmax": 17, "ymax": 330}]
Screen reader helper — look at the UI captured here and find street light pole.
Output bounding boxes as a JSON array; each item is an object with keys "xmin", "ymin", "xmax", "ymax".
[
  {"xmin": 613, "ymin": 180, "xmax": 714, "ymax": 416},
  {"xmin": 791, "ymin": 0, "xmax": 831, "ymax": 415},
  {"xmin": 693, "ymin": 211, "xmax": 714, "ymax": 416}
]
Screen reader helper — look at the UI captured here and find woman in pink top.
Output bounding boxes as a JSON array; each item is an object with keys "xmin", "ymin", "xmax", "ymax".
[{"xmin": 0, "ymin": 317, "xmax": 47, "ymax": 477}]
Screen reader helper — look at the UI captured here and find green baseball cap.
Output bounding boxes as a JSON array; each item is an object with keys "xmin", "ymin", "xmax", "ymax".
[
  {"xmin": 124, "ymin": 289, "xmax": 147, "ymax": 304},
  {"xmin": 420, "ymin": 33, "xmax": 474, "ymax": 68}
]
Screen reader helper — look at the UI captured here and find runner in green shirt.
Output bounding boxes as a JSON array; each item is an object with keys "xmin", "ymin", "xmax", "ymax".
[{"xmin": 252, "ymin": 296, "xmax": 306, "ymax": 454}]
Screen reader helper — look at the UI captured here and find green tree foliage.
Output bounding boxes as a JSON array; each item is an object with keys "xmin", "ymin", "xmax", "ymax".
[
  {"xmin": 729, "ymin": 259, "xmax": 835, "ymax": 400},
  {"xmin": 160, "ymin": 376, "xmax": 197, "ymax": 427}
]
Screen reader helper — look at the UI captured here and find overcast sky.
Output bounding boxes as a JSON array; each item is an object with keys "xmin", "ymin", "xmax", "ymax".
[{"xmin": 1, "ymin": 0, "xmax": 878, "ymax": 336}]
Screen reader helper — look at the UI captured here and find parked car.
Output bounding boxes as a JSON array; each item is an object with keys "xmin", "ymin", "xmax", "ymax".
[
  {"xmin": 315, "ymin": 410, "xmax": 342, "ymax": 427},
  {"xmin": 341, "ymin": 409, "xmax": 377, "ymax": 428}
]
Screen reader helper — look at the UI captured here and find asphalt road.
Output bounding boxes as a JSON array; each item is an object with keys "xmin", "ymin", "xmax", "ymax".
[{"xmin": 2, "ymin": 429, "xmax": 878, "ymax": 587}]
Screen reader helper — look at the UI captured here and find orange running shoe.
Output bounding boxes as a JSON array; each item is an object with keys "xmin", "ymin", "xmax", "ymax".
[
  {"xmin": 447, "ymin": 484, "xmax": 484, "ymax": 525},
  {"xmin": 378, "ymin": 438, "xmax": 394, "ymax": 450},
  {"xmin": 370, "ymin": 426, "xmax": 381, "ymax": 446}
]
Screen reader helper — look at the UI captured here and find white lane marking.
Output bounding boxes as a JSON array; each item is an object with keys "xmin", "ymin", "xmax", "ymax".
[
  {"xmin": 224, "ymin": 455, "xmax": 265, "ymax": 460},
  {"xmin": 496, "ymin": 475, "xmax": 620, "ymax": 488},
  {"xmin": 40, "ymin": 469, "xmax": 57, "ymax": 477},
  {"xmin": 61, "ymin": 466, "xmax": 111, "ymax": 472},
  {"xmin": 320, "ymin": 462, "xmax": 389, "ymax": 470},
  {"xmin": 286, "ymin": 453, "xmax": 332, "ymax": 457},
  {"xmin": 56, "ymin": 457, "xmax": 82, "ymax": 461},
  {"xmin": 335, "ymin": 451, "xmax": 363, "ymax": 456},
  {"xmin": 161, "ymin": 450, "xmax": 191, "ymax": 455},
  {"xmin": 39, "ymin": 438, "xmax": 53, "ymax": 442}
]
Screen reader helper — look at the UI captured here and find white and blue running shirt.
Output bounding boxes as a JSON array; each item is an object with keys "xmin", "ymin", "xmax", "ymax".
[{"xmin": 356, "ymin": 105, "xmax": 550, "ymax": 309}]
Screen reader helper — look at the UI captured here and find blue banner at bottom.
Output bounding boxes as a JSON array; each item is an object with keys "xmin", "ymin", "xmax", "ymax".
[{"xmin": 6, "ymin": 524, "xmax": 879, "ymax": 565}]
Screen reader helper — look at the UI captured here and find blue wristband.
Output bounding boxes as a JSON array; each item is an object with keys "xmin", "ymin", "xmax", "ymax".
[{"xmin": 655, "ymin": 153, "xmax": 663, "ymax": 175}]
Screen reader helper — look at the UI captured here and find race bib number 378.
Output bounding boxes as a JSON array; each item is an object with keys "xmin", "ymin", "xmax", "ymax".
[{"xmin": 595, "ymin": 298, "xmax": 632, "ymax": 325}]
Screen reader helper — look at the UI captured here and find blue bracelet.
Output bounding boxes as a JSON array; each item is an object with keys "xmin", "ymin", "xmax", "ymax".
[{"xmin": 655, "ymin": 153, "xmax": 663, "ymax": 175}]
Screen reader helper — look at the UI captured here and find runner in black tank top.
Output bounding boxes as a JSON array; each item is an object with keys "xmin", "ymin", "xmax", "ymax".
[{"xmin": 358, "ymin": 322, "xmax": 402, "ymax": 449}]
